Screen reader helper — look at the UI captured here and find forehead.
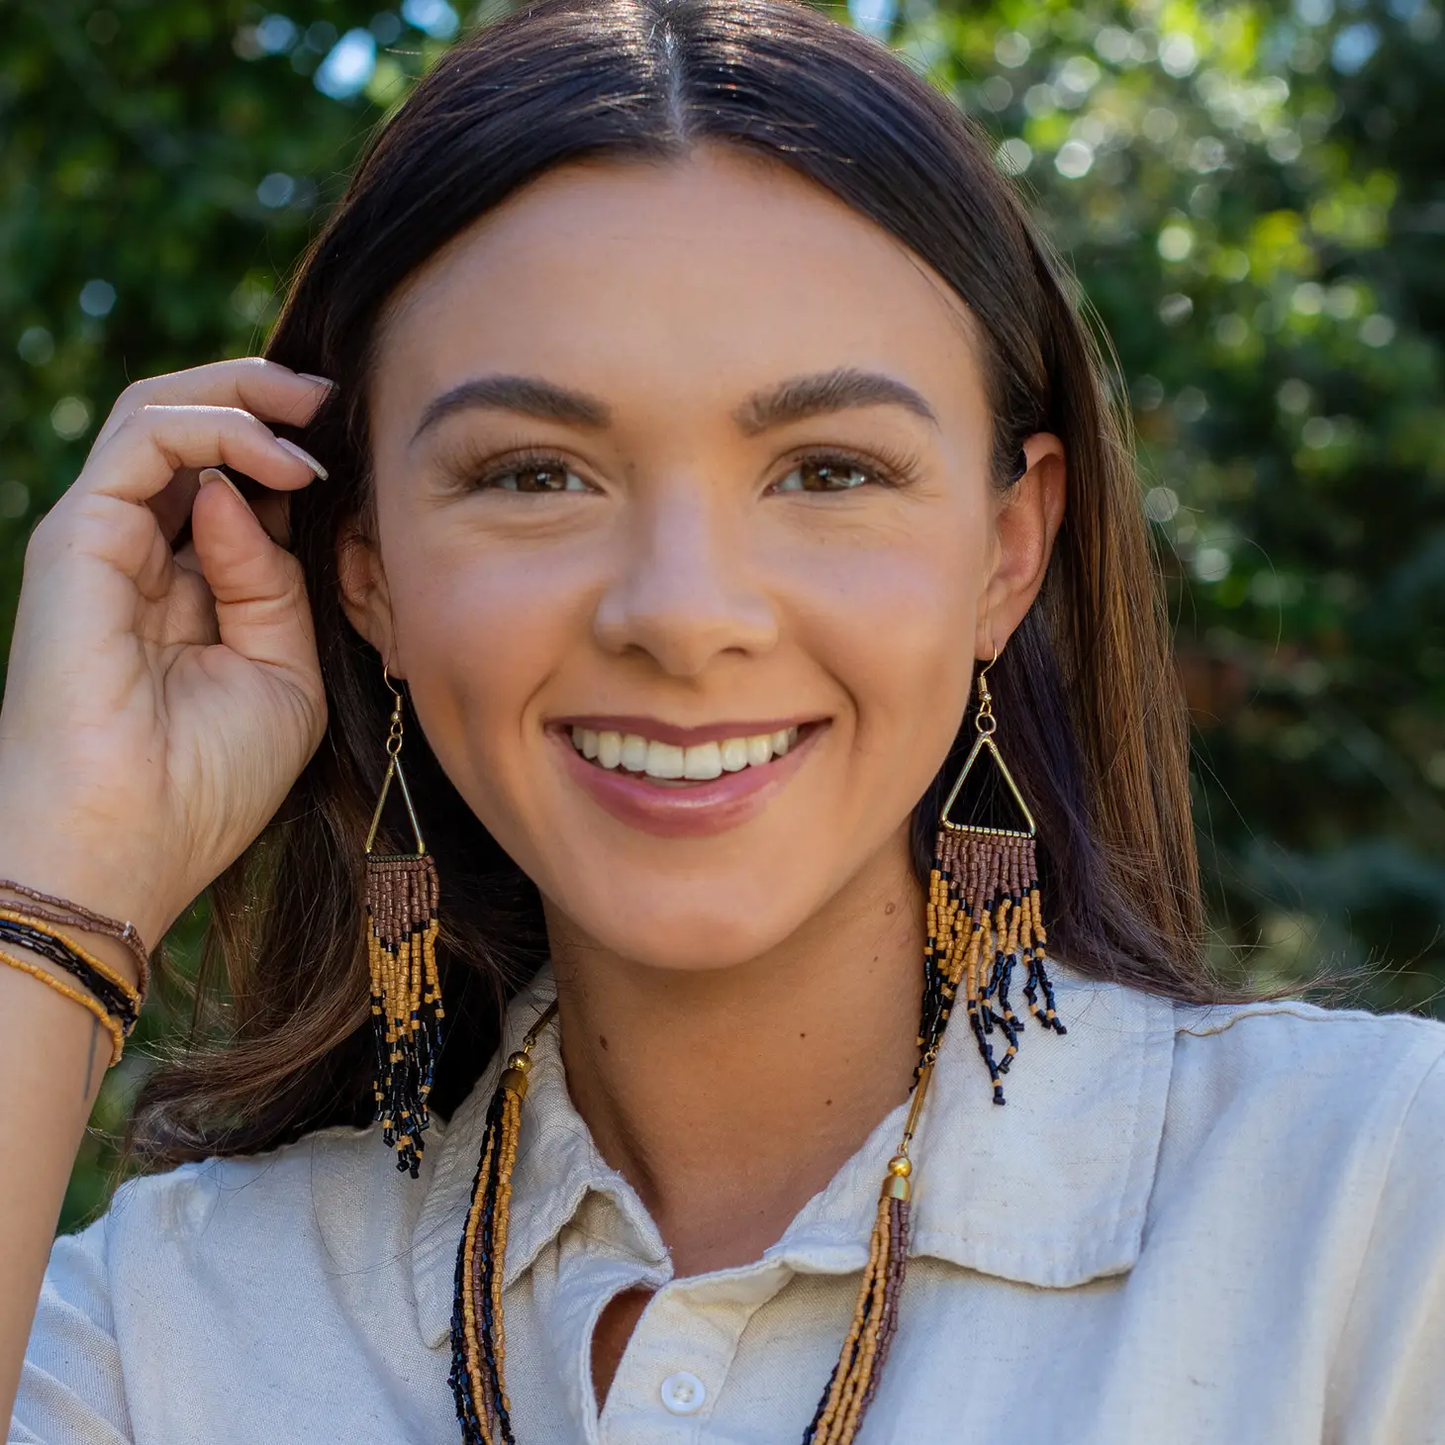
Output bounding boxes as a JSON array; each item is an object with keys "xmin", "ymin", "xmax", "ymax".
[{"xmin": 373, "ymin": 144, "xmax": 986, "ymax": 435}]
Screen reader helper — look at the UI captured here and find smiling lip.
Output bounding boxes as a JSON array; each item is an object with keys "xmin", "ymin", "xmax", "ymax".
[{"xmin": 551, "ymin": 719, "xmax": 827, "ymax": 839}]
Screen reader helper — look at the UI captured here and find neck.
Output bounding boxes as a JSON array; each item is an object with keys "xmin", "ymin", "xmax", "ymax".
[{"xmin": 546, "ymin": 828, "xmax": 924, "ymax": 1278}]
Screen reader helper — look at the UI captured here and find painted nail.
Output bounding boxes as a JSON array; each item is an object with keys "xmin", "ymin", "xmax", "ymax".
[
  {"xmin": 200, "ymin": 467, "xmax": 245, "ymax": 503},
  {"xmin": 274, "ymin": 436, "xmax": 329, "ymax": 480}
]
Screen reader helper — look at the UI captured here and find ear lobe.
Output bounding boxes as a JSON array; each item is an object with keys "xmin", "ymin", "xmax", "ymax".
[{"xmin": 336, "ymin": 524, "xmax": 397, "ymax": 663}]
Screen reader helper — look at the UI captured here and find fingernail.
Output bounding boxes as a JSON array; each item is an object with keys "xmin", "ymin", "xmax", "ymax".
[
  {"xmin": 275, "ymin": 436, "xmax": 329, "ymax": 480},
  {"xmin": 298, "ymin": 373, "xmax": 337, "ymax": 392},
  {"xmin": 201, "ymin": 468, "xmax": 247, "ymax": 503}
]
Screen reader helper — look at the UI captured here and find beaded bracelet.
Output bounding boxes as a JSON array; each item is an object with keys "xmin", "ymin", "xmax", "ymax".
[
  {"xmin": 0, "ymin": 946, "xmax": 127, "ymax": 1065},
  {"xmin": 0, "ymin": 913, "xmax": 140, "ymax": 1030},
  {"xmin": 0, "ymin": 879, "xmax": 151, "ymax": 996}
]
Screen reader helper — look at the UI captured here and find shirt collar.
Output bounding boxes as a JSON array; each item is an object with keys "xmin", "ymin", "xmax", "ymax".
[{"xmin": 412, "ymin": 963, "xmax": 1176, "ymax": 1349}]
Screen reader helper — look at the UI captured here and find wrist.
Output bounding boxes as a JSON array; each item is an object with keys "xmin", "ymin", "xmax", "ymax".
[
  {"xmin": 0, "ymin": 774, "xmax": 184, "ymax": 952},
  {"xmin": 0, "ymin": 850, "xmax": 173, "ymax": 983},
  {"xmin": 0, "ymin": 884, "xmax": 153, "ymax": 997}
]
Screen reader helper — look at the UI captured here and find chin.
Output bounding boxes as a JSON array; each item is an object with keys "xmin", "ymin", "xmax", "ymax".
[{"xmin": 578, "ymin": 895, "xmax": 808, "ymax": 974}]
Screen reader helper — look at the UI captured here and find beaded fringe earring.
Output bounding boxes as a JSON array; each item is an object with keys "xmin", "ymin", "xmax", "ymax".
[
  {"xmin": 364, "ymin": 668, "xmax": 444, "ymax": 1179},
  {"xmin": 802, "ymin": 652, "xmax": 1066, "ymax": 1445},
  {"xmin": 920, "ymin": 652, "xmax": 1067, "ymax": 1103}
]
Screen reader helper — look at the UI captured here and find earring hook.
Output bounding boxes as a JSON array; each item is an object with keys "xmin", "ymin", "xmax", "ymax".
[{"xmin": 975, "ymin": 643, "xmax": 1000, "ymax": 728}]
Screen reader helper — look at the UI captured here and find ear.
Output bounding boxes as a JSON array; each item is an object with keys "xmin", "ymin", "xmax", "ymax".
[
  {"xmin": 974, "ymin": 433, "xmax": 1067, "ymax": 660},
  {"xmin": 336, "ymin": 523, "xmax": 402, "ymax": 675}
]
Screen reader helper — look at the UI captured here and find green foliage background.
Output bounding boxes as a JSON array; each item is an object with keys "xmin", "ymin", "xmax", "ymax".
[{"xmin": 1, "ymin": 0, "xmax": 1440, "ymax": 1230}]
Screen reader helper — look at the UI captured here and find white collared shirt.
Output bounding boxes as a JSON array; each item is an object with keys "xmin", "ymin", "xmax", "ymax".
[{"xmin": 12, "ymin": 966, "xmax": 1445, "ymax": 1444}]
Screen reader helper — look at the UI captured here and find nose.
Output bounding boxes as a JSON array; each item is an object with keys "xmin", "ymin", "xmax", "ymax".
[{"xmin": 592, "ymin": 486, "xmax": 778, "ymax": 677}]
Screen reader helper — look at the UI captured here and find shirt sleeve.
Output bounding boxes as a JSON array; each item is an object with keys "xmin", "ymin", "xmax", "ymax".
[
  {"xmin": 1330, "ymin": 1041, "xmax": 1445, "ymax": 1445},
  {"xmin": 8, "ymin": 1216, "xmax": 132, "ymax": 1445}
]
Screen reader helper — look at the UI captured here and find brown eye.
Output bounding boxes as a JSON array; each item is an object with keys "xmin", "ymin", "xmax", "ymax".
[
  {"xmin": 482, "ymin": 460, "xmax": 589, "ymax": 493},
  {"xmin": 773, "ymin": 457, "xmax": 877, "ymax": 493}
]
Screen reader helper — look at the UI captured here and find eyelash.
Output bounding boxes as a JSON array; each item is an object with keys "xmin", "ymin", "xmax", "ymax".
[
  {"xmin": 444, "ymin": 442, "xmax": 923, "ymax": 496},
  {"xmin": 443, "ymin": 445, "xmax": 591, "ymax": 495},
  {"xmin": 770, "ymin": 444, "xmax": 922, "ymax": 495}
]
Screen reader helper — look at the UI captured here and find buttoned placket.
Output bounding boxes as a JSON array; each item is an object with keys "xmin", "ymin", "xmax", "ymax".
[{"xmin": 596, "ymin": 1260, "xmax": 795, "ymax": 1443}]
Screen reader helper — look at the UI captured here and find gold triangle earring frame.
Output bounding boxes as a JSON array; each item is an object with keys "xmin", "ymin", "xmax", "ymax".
[
  {"xmin": 919, "ymin": 649, "xmax": 1065, "ymax": 1108},
  {"xmin": 937, "ymin": 655, "xmax": 1037, "ymax": 840}
]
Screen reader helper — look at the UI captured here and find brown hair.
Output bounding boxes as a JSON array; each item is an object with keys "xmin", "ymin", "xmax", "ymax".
[{"xmin": 130, "ymin": 0, "xmax": 1209, "ymax": 1167}]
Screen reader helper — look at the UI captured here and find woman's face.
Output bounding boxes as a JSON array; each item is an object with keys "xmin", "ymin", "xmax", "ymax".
[{"xmin": 347, "ymin": 146, "xmax": 1061, "ymax": 971}]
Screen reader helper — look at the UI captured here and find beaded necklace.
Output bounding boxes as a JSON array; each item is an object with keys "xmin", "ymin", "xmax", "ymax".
[{"xmin": 447, "ymin": 832, "xmax": 1064, "ymax": 1445}]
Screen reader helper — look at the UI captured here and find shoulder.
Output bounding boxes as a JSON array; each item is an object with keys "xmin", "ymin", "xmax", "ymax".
[
  {"xmin": 1169, "ymin": 991, "xmax": 1445, "ymax": 1120},
  {"xmin": 85, "ymin": 1118, "xmax": 430, "ymax": 1290},
  {"xmin": 29, "ymin": 1123, "xmax": 459, "ymax": 1439},
  {"xmin": 1155, "ymin": 990, "xmax": 1445, "ymax": 1212}
]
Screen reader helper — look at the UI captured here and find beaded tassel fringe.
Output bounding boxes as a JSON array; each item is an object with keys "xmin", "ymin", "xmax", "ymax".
[
  {"xmin": 450, "ymin": 1006, "xmax": 555, "ymax": 1445},
  {"xmin": 920, "ymin": 830, "xmax": 1066, "ymax": 1106},
  {"xmin": 366, "ymin": 852, "xmax": 443, "ymax": 1178},
  {"xmin": 803, "ymin": 1180, "xmax": 913, "ymax": 1444}
]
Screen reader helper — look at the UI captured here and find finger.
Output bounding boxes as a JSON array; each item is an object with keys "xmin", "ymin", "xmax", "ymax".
[
  {"xmin": 152, "ymin": 466, "xmax": 290, "ymax": 550},
  {"xmin": 92, "ymin": 358, "xmax": 333, "ymax": 452},
  {"xmin": 169, "ymin": 470, "xmax": 227, "ymax": 574},
  {"xmin": 190, "ymin": 473, "xmax": 320, "ymax": 677},
  {"xmin": 189, "ymin": 469, "xmax": 289, "ymax": 548},
  {"xmin": 72, "ymin": 404, "xmax": 326, "ymax": 510}
]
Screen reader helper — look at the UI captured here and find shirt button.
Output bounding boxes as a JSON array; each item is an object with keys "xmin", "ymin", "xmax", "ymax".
[{"xmin": 659, "ymin": 1370, "xmax": 707, "ymax": 1415}]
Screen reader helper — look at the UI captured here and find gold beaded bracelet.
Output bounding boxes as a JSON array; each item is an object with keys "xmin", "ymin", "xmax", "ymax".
[
  {"xmin": 0, "ymin": 946, "xmax": 127, "ymax": 1066},
  {"xmin": 0, "ymin": 909, "xmax": 142, "ymax": 1016},
  {"xmin": 0, "ymin": 880, "xmax": 152, "ymax": 996}
]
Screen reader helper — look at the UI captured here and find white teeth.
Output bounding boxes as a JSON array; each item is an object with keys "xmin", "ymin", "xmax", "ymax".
[
  {"xmin": 683, "ymin": 742, "xmax": 723, "ymax": 780},
  {"xmin": 646, "ymin": 740, "xmax": 685, "ymax": 779},
  {"xmin": 569, "ymin": 724, "xmax": 806, "ymax": 777},
  {"xmin": 597, "ymin": 730, "xmax": 622, "ymax": 770},
  {"xmin": 620, "ymin": 733, "xmax": 648, "ymax": 772},
  {"xmin": 719, "ymin": 737, "xmax": 749, "ymax": 773}
]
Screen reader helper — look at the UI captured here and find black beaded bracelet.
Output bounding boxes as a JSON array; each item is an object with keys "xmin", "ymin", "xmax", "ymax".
[{"xmin": 0, "ymin": 916, "xmax": 139, "ymax": 1036}]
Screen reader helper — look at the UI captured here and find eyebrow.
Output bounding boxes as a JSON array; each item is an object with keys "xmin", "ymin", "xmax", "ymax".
[
  {"xmin": 732, "ymin": 368, "xmax": 938, "ymax": 434},
  {"xmin": 409, "ymin": 365, "xmax": 937, "ymax": 445},
  {"xmin": 411, "ymin": 375, "xmax": 611, "ymax": 444}
]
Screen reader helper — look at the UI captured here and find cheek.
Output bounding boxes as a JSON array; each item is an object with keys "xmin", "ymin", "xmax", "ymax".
[
  {"xmin": 378, "ymin": 518, "xmax": 591, "ymax": 798},
  {"xmin": 775, "ymin": 505, "xmax": 985, "ymax": 775}
]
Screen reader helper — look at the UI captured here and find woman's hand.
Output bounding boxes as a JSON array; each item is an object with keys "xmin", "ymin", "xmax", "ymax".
[{"xmin": 0, "ymin": 358, "xmax": 333, "ymax": 948}]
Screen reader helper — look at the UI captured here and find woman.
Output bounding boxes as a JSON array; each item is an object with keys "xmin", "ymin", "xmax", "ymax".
[{"xmin": 2, "ymin": 1, "xmax": 1442, "ymax": 1441}]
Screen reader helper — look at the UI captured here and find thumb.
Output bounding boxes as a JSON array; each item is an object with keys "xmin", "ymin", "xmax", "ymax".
[{"xmin": 190, "ymin": 470, "xmax": 321, "ymax": 680}]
